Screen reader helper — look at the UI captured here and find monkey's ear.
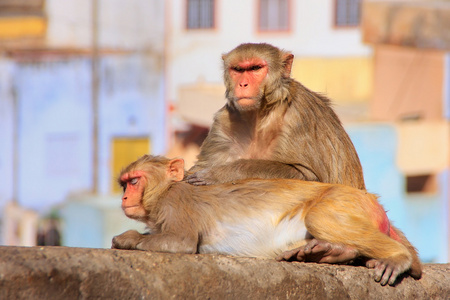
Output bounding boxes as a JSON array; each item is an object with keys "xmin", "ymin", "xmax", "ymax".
[
  {"xmin": 282, "ymin": 54, "xmax": 294, "ymax": 78},
  {"xmin": 168, "ymin": 159, "xmax": 185, "ymax": 182}
]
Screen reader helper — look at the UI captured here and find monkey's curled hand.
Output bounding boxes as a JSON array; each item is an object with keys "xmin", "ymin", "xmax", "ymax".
[
  {"xmin": 276, "ymin": 239, "xmax": 359, "ymax": 264},
  {"xmin": 112, "ymin": 230, "xmax": 144, "ymax": 250},
  {"xmin": 185, "ymin": 168, "xmax": 218, "ymax": 186}
]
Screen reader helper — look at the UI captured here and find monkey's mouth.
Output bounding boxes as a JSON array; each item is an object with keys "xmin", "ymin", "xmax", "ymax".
[
  {"xmin": 237, "ymin": 98, "xmax": 257, "ymax": 107},
  {"xmin": 122, "ymin": 205, "xmax": 139, "ymax": 210}
]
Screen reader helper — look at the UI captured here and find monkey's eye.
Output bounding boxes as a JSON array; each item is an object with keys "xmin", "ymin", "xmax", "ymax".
[
  {"xmin": 232, "ymin": 66, "xmax": 244, "ymax": 73},
  {"xmin": 130, "ymin": 178, "xmax": 139, "ymax": 185},
  {"xmin": 250, "ymin": 65, "xmax": 263, "ymax": 71}
]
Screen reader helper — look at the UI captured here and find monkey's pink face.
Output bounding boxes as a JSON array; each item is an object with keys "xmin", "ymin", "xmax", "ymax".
[
  {"xmin": 228, "ymin": 58, "xmax": 268, "ymax": 108},
  {"xmin": 120, "ymin": 171, "xmax": 147, "ymax": 219}
]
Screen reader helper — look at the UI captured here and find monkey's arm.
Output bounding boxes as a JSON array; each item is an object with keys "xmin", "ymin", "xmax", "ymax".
[
  {"xmin": 185, "ymin": 159, "xmax": 317, "ymax": 185},
  {"xmin": 112, "ymin": 230, "xmax": 198, "ymax": 254},
  {"xmin": 113, "ymin": 200, "xmax": 200, "ymax": 254},
  {"xmin": 135, "ymin": 233, "xmax": 198, "ymax": 253}
]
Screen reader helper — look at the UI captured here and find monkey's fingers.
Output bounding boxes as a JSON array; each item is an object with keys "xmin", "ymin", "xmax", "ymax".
[
  {"xmin": 111, "ymin": 237, "xmax": 124, "ymax": 249},
  {"xmin": 111, "ymin": 230, "xmax": 142, "ymax": 250},
  {"xmin": 185, "ymin": 168, "xmax": 220, "ymax": 186},
  {"xmin": 184, "ymin": 174, "xmax": 209, "ymax": 186},
  {"xmin": 185, "ymin": 178, "xmax": 208, "ymax": 186},
  {"xmin": 276, "ymin": 247, "xmax": 307, "ymax": 262},
  {"xmin": 365, "ymin": 258, "xmax": 378, "ymax": 269},
  {"xmin": 302, "ymin": 239, "xmax": 324, "ymax": 254},
  {"xmin": 302, "ymin": 239, "xmax": 359, "ymax": 264},
  {"xmin": 112, "ymin": 237, "xmax": 130, "ymax": 250},
  {"xmin": 374, "ymin": 261, "xmax": 392, "ymax": 286}
]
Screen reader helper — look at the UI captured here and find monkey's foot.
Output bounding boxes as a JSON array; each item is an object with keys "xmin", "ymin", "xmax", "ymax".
[
  {"xmin": 276, "ymin": 239, "xmax": 359, "ymax": 264},
  {"xmin": 366, "ymin": 258, "xmax": 409, "ymax": 286}
]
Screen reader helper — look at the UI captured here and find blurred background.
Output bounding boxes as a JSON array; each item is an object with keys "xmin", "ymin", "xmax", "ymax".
[{"xmin": 0, "ymin": 0, "xmax": 448, "ymax": 263}]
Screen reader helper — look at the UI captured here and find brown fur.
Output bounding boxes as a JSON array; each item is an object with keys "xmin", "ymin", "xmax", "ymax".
[
  {"xmin": 113, "ymin": 155, "xmax": 422, "ymax": 286},
  {"xmin": 187, "ymin": 43, "xmax": 365, "ymax": 190},
  {"xmin": 182, "ymin": 43, "xmax": 421, "ymax": 284}
]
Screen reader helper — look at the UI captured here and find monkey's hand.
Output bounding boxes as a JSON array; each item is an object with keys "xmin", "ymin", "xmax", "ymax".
[
  {"xmin": 276, "ymin": 239, "xmax": 359, "ymax": 264},
  {"xmin": 111, "ymin": 230, "xmax": 144, "ymax": 250},
  {"xmin": 185, "ymin": 168, "xmax": 218, "ymax": 186}
]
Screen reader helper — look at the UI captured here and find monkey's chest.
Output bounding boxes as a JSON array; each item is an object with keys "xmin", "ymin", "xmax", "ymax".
[
  {"xmin": 198, "ymin": 213, "xmax": 308, "ymax": 258},
  {"xmin": 235, "ymin": 133, "xmax": 281, "ymax": 160}
]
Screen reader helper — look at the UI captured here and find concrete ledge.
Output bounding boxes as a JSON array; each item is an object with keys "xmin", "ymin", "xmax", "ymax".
[{"xmin": 0, "ymin": 246, "xmax": 448, "ymax": 299}]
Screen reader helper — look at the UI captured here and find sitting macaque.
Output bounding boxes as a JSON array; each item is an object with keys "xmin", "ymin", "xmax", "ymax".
[
  {"xmin": 112, "ymin": 155, "xmax": 422, "ymax": 286},
  {"xmin": 186, "ymin": 43, "xmax": 366, "ymax": 190}
]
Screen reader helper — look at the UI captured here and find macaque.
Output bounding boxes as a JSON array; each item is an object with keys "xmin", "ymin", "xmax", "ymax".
[
  {"xmin": 186, "ymin": 43, "xmax": 365, "ymax": 190},
  {"xmin": 184, "ymin": 43, "xmax": 421, "ymax": 266},
  {"xmin": 112, "ymin": 155, "xmax": 422, "ymax": 286}
]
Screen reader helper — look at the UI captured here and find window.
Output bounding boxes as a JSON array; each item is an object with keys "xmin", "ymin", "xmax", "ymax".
[
  {"xmin": 406, "ymin": 174, "xmax": 437, "ymax": 194},
  {"xmin": 335, "ymin": 0, "xmax": 361, "ymax": 27},
  {"xmin": 0, "ymin": 0, "xmax": 44, "ymax": 16},
  {"xmin": 186, "ymin": 0, "xmax": 215, "ymax": 29},
  {"xmin": 258, "ymin": 0, "xmax": 290, "ymax": 32},
  {"xmin": 0, "ymin": 0, "xmax": 46, "ymax": 40},
  {"xmin": 111, "ymin": 137, "xmax": 150, "ymax": 193}
]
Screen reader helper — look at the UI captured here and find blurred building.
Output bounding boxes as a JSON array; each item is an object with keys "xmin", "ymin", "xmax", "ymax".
[
  {"xmin": 166, "ymin": 0, "xmax": 449, "ymax": 263},
  {"xmin": 359, "ymin": 0, "xmax": 450, "ymax": 263},
  {"xmin": 166, "ymin": 0, "xmax": 373, "ymax": 171},
  {"xmin": 0, "ymin": 0, "xmax": 166, "ymax": 245},
  {"xmin": 167, "ymin": 0, "xmax": 372, "ymax": 127},
  {"xmin": 0, "ymin": 0, "xmax": 166, "ymax": 209},
  {"xmin": 0, "ymin": 0, "xmax": 448, "ymax": 262}
]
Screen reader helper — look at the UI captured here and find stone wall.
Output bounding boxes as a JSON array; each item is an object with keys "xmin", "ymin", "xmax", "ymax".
[{"xmin": 0, "ymin": 246, "xmax": 448, "ymax": 299}]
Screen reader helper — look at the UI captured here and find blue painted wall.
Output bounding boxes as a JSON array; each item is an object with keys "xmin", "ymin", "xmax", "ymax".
[
  {"xmin": 0, "ymin": 54, "xmax": 166, "ymax": 212},
  {"xmin": 348, "ymin": 124, "xmax": 448, "ymax": 263}
]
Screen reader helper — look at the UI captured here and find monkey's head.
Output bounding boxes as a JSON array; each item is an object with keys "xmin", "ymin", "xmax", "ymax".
[
  {"xmin": 222, "ymin": 43, "xmax": 294, "ymax": 111},
  {"xmin": 118, "ymin": 155, "xmax": 185, "ymax": 220}
]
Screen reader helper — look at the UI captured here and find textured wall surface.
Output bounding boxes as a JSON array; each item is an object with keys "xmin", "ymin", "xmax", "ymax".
[{"xmin": 0, "ymin": 246, "xmax": 448, "ymax": 299}]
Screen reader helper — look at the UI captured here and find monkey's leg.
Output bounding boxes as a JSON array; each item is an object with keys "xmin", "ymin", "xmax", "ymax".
[
  {"xmin": 112, "ymin": 230, "xmax": 198, "ymax": 254},
  {"xmin": 305, "ymin": 200, "xmax": 413, "ymax": 286}
]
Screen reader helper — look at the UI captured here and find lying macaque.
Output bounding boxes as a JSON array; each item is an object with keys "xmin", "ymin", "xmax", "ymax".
[{"xmin": 112, "ymin": 155, "xmax": 422, "ymax": 286}]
